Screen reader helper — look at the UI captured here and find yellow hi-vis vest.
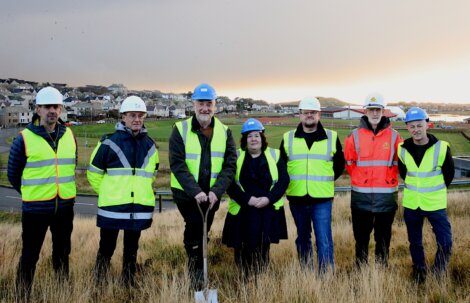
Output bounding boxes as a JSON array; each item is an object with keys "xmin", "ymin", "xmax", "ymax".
[
  {"xmin": 228, "ymin": 148, "xmax": 285, "ymax": 215},
  {"xmin": 88, "ymin": 140, "xmax": 159, "ymax": 212},
  {"xmin": 398, "ymin": 140, "xmax": 448, "ymax": 211},
  {"xmin": 283, "ymin": 129, "xmax": 337, "ymax": 197},
  {"xmin": 170, "ymin": 116, "xmax": 228, "ymax": 190},
  {"xmin": 21, "ymin": 127, "xmax": 76, "ymax": 202}
]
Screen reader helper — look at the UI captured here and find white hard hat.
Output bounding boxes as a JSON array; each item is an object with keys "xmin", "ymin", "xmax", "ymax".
[
  {"xmin": 35, "ymin": 86, "xmax": 63, "ymax": 105},
  {"xmin": 364, "ymin": 93, "xmax": 386, "ymax": 109},
  {"xmin": 120, "ymin": 96, "xmax": 147, "ymax": 113},
  {"xmin": 298, "ymin": 97, "xmax": 321, "ymax": 111}
]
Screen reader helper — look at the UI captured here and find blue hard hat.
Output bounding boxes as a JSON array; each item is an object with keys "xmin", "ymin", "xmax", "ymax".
[
  {"xmin": 191, "ymin": 83, "xmax": 217, "ymax": 101},
  {"xmin": 405, "ymin": 107, "xmax": 429, "ymax": 123},
  {"xmin": 241, "ymin": 118, "xmax": 264, "ymax": 134}
]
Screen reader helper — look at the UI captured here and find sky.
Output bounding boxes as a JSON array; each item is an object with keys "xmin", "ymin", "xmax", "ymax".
[{"xmin": 1, "ymin": 0, "xmax": 470, "ymax": 105}]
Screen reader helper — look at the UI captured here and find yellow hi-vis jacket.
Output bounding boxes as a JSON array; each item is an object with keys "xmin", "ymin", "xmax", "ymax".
[
  {"xmin": 87, "ymin": 139, "xmax": 159, "ymax": 211},
  {"xmin": 170, "ymin": 116, "xmax": 227, "ymax": 190},
  {"xmin": 21, "ymin": 128, "xmax": 76, "ymax": 201},
  {"xmin": 398, "ymin": 140, "xmax": 448, "ymax": 211},
  {"xmin": 283, "ymin": 129, "xmax": 337, "ymax": 198},
  {"xmin": 228, "ymin": 148, "xmax": 285, "ymax": 215}
]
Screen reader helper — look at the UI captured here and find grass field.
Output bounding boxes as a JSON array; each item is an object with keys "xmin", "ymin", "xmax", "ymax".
[{"xmin": 0, "ymin": 191, "xmax": 468, "ymax": 302}]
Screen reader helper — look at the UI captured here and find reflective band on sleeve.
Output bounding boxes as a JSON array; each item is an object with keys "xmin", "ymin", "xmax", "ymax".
[
  {"xmin": 290, "ymin": 175, "xmax": 334, "ymax": 181},
  {"xmin": 405, "ymin": 183, "xmax": 446, "ymax": 193},
  {"xmin": 25, "ymin": 158, "xmax": 75, "ymax": 168},
  {"xmin": 351, "ymin": 186, "xmax": 398, "ymax": 193},
  {"xmin": 407, "ymin": 170, "xmax": 442, "ymax": 178},
  {"xmin": 102, "ymin": 139, "xmax": 131, "ymax": 168},
  {"xmin": 97, "ymin": 209, "xmax": 153, "ymax": 220},
  {"xmin": 22, "ymin": 175, "xmax": 75, "ymax": 186},
  {"xmin": 211, "ymin": 151, "xmax": 225, "ymax": 158},
  {"xmin": 88, "ymin": 165, "xmax": 104, "ymax": 174}
]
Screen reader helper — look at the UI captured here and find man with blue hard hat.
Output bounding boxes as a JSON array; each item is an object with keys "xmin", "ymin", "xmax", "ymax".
[
  {"xmin": 398, "ymin": 107, "xmax": 454, "ymax": 283},
  {"xmin": 169, "ymin": 83, "xmax": 237, "ymax": 290}
]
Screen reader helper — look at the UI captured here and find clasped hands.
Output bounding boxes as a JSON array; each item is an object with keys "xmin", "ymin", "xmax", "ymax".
[{"xmin": 248, "ymin": 196, "xmax": 270, "ymax": 208}]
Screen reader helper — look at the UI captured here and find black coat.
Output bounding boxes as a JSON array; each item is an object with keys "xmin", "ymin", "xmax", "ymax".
[{"xmin": 222, "ymin": 151, "xmax": 289, "ymax": 248}]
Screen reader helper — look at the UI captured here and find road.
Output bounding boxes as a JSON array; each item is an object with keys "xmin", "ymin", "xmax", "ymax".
[{"xmin": 0, "ymin": 186, "xmax": 177, "ymax": 216}]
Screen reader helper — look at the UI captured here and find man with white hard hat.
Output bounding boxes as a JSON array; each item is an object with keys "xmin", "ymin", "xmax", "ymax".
[
  {"xmin": 87, "ymin": 95, "xmax": 159, "ymax": 286},
  {"xmin": 344, "ymin": 93, "xmax": 402, "ymax": 267},
  {"xmin": 398, "ymin": 107, "xmax": 454, "ymax": 283},
  {"xmin": 8, "ymin": 86, "xmax": 77, "ymax": 299},
  {"xmin": 279, "ymin": 97, "xmax": 344, "ymax": 273}
]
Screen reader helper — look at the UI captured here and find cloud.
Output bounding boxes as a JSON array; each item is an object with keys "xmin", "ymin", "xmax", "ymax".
[{"xmin": 1, "ymin": 0, "xmax": 470, "ymax": 102}]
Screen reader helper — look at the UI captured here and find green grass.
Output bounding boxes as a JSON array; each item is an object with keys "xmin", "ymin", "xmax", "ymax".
[{"xmin": 0, "ymin": 211, "xmax": 21, "ymax": 223}]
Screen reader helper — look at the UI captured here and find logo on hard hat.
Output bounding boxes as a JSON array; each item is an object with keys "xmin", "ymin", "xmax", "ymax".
[
  {"xmin": 371, "ymin": 97, "xmax": 377, "ymax": 102},
  {"xmin": 201, "ymin": 88, "xmax": 208, "ymax": 92}
]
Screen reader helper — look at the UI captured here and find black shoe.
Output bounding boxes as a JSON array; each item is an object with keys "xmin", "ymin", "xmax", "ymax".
[{"xmin": 412, "ymin": 267, "xmax": 427, "ymax": 284}]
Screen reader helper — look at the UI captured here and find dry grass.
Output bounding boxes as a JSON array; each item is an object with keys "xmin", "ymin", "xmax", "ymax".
[{"xmin": 0, "ymin": 191, "xmax": 469, "ymax": 302}]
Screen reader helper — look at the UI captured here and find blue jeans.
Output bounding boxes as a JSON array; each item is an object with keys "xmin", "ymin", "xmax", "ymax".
[
  {"xmin": 289, "ymin": 200, "xmax": 334, "ymax": 272},
  {"xmin": 403, "ymin": 208, "xmax": 452, "ymax": 273}
]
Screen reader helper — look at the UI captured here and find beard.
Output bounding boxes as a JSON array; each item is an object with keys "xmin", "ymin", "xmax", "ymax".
[
  {"xmin": 196, "ymin": 113, "xmax": 212, "ymax": 124},
  {"xmin": 303, "ymin": 121, "xmax": 317, "ymax": 128}
]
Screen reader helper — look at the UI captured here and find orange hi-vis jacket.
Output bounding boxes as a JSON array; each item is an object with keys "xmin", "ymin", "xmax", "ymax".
[{"xmin": 344, "ymin": 121, "xmax": 402, "ymax": 194}]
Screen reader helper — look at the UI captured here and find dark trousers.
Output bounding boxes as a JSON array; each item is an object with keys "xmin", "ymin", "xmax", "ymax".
[
  {"xmin": 175, "ymin": 200, "xmax": 219, "ymax": 290},
  {"xmin": 16, "ymin": 209, "xmax": 74, "ymax": 298},
  {"xmin": 351, "ymin": 208, "xmax": 395, "ymax": 266},
  {"xmin": 403, "ymin": 208, "xmax": 452, "ymax": 274},
  {"xmin": 94, "ymin": 228, "xmax": 141, "ymax": 284},
  {"xmin": 234, "ymin": 242, "xmax": 270, "ymax": 278}
]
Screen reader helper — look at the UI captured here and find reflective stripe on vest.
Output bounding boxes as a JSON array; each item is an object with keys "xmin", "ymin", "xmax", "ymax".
[
  {"xmin": 284, "ymin": 128, "xmax": 336, "ymax": 197},
  {"xmin": 97, "ymin": 209, "xmax": 153, "ymax": 220},
  {"xmin": 352, "ymin": 128, "xmax": 398, "ymax": 167},
  {"xmin": 398, "ymin": 140, "xmax": 448, "ymax": 211},
  {"xmin": 228, "ymin": 148, "xmax": 284, "ymax": 215},
  {"xmin": 170, "ymin": 117, "xmax": 228, "ymax": 190},
  {"xmin": 21, "ymin": 127, "xmax": 76, "ymax": 202},
  {"xmin": 95, "ymin": 138, "xmax": 158, "ymax": 208}
]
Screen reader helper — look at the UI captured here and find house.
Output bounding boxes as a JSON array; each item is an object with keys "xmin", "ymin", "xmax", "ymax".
[
  {"xmin": 321, "ymin": 106, "xmax": 397, "ymax": 119},
  {"xmin": 0, "ymin": 106, "xmax": 32, "ymax": 127},
  {"xmin": 169, "ymin": 105, "xmax": 185, "ymax": 117}
]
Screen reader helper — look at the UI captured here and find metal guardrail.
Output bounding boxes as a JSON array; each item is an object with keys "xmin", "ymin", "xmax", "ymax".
[{"xmin": 154, "ymin": 180, "xmax": 470, "ymax": 212}]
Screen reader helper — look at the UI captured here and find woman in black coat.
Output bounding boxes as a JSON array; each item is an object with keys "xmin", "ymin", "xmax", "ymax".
[{"xmin": 222, "ymin": 118, "xmax": 289, "ymax": 277}]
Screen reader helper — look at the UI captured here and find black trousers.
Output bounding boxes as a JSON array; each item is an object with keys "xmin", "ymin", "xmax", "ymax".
[
  {"xmin": 175, "ymin": 200, "xmax": 219, "ymax": 290},
  {"xmin": 16, "ymin": 208, "xmax": 74, "ymax": 297},
  {"xmin": 351, "ymin": 208, "xmax": 396, "ymax": 265},
  {"xmin": 235, "ymin": 242, "xmax": 270, "ymax": 278},
  {"xmin": 94, "ymin": 228, "xmax": 141, "ymax": 284}
]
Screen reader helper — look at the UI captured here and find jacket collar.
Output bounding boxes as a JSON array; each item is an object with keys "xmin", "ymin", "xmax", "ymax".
[
  {"xmin": 116, "ymin": 121, "xmax": 148, "ymax": 137},
  {"xmin": 358, "ymin": 115, "xmax": 390, "ymax": 134},
  {"xmin": 191, "ymin": 114, "xmax": 215, "ymax": 132}
]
